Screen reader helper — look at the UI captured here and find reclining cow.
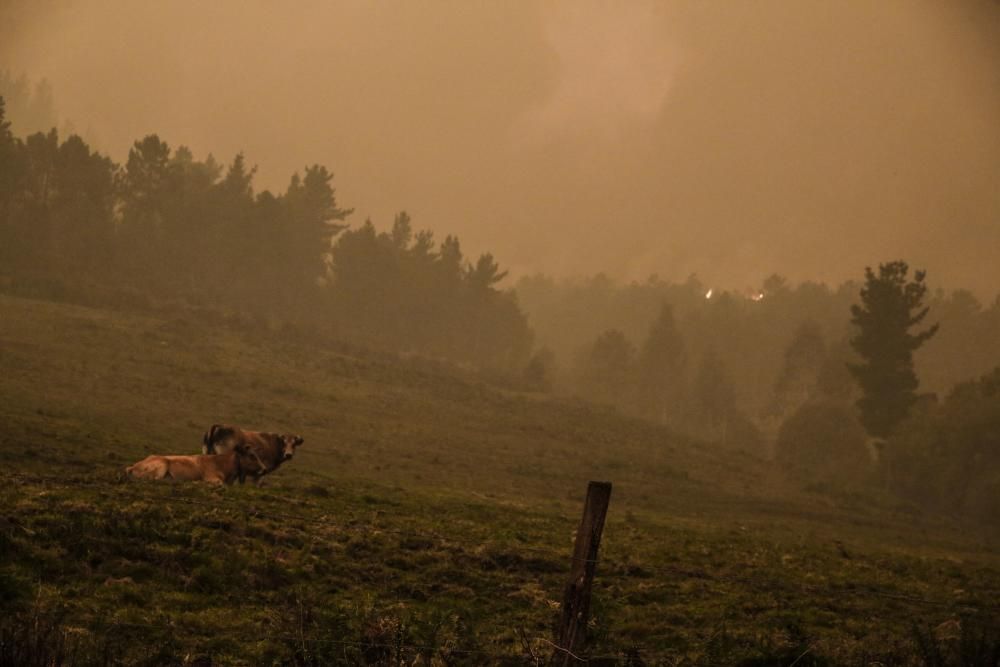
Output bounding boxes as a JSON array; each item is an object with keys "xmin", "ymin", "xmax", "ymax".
[
  {"xmin": 202, "ymin": 424, "xmax": 304, "ymax": 485},
  {"xmin": 126, "ymin": 443, "xmax": 251, "ymax": 485}
]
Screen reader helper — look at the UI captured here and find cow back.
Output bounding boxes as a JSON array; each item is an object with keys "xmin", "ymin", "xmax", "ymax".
[{"xmin": 203, "ymin": 424, "xmax": 241, "ymax": 454}]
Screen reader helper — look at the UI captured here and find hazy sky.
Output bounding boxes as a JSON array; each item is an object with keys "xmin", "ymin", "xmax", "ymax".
[{"xmin": 4, "ymin": 1, "xmax": 999, "ymax": 296}]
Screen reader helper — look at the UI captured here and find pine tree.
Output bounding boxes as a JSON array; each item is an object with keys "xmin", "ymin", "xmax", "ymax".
[
  {"xmin": 771, "ymin": 320, "xmax": 826, "ymax": 416},
  {"xmin": 580, "ymin": 329, "xmax": 636, "ymax": 407},
  {"xmin": 0, "ymin": 95, "xmax": 19, "ymax": 233},
  {"xmin": 692, "ymin": 347, "xmax": 736, "ymax": 432},
  {"xmin": 282, "ymin": 164, "xmax": 352, "ymax": 313},
  {"xmin": 848, "ymin": 261, "xmax": 938, "ymax": 439},
  {"xmin": 637, "ymin": 304, "xmax": 686, "ymax": 423}
]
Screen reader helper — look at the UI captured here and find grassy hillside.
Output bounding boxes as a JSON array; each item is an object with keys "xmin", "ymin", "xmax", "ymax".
[{"xmin": 1, "ymin": 293, "xmax": 998, "ymax": 665}]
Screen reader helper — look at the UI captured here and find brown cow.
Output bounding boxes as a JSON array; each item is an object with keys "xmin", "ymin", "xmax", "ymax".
[
  {"xmin": 202, "ymin": 424, "xmax": 304, "ymax": 485},
  {"xmin": 126, "ymin": 443, "xmax": 250, "ymax": 485}
]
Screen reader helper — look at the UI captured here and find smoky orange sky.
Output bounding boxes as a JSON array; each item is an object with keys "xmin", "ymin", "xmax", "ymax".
[{"xmin": 3, "ymin": 1, "xmax": 999, "ymax": 297}]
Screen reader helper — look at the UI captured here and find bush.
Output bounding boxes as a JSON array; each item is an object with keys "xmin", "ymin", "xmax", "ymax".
[
  {"xmin": 887, "ymin": 368, "xmax": 1000, "ymax": 523},
  {"xmin": 774, "ymin": 401, "xmax": 872, "ymax": 483}
]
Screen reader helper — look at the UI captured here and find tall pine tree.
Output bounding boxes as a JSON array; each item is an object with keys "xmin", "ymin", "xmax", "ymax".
[
  {"xmin": 638, "ymin": 304, "xmax": 686, "ymax": 423},
  {"xmin": 848, "ymin": 261, "xmax": 938, "ymax": 439}
]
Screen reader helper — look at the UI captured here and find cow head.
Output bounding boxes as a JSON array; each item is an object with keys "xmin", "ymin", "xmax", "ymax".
[{"xmin": 279, "ymin": 434, "xmax": 304, "ymax": 461}]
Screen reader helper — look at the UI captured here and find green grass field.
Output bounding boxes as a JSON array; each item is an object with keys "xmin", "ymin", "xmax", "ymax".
[{"xmin": 1, "ymin": 293, "xmax": 998, "ymax": 665}]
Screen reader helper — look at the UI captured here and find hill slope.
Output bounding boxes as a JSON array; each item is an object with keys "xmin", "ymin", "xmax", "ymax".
[{"xmin": 1, "ymin": 294, "xmax": 998, "ymax": 664}]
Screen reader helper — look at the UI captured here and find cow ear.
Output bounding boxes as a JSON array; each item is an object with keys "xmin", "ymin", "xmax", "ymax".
[{"xmin": 295, "ymin": 436, "xmax": 304, "ymax": 446}]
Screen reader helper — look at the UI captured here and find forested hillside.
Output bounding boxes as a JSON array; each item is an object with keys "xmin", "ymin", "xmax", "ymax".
[{"xmin": 0, "ymin": 97, "xmax": 532, "ymax": 371}]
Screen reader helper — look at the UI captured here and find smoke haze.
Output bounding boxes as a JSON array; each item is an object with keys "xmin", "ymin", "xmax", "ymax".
[{"xmin": 3, "ymin": 0, "xmax": 998, "ymax": 295}]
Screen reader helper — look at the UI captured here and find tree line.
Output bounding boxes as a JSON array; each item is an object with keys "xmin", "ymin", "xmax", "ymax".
[
  {"xmin": 0, "ymin": 96, "xmax": 533, "ymax": 370},
  {"xmin": 518, "ymin": 272, "xmax": 1000, "ymax": 421},
  {"xmin": 518, "ymin": 273, "xmax": 863, "ymax": 440},
  {"xmin": 519, "ymin": 265, "xmax": 1000, "ymax": 524}
]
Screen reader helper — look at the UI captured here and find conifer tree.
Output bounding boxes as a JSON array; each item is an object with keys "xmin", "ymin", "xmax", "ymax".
[
  {"xmin": 848, "ymin": 261, "xmax": 938, "ymax": 439},
  {"xmin": 638, "ymin": 304, "xmax": 686, "ymax": 423},
  {"xmin": 771, "ymin": 320, "xmax": 826, "ymax": 415}
]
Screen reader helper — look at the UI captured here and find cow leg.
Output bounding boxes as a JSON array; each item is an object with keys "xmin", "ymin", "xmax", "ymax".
[
  {"xmin": 152, "ymin": 461, "xmax": 171, "ymax": 481},
  {"xmin": 250, "ymin": 450, "xmax": 269, "ymax": 474}
]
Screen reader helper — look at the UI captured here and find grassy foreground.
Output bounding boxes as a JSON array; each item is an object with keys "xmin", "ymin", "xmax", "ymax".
[{"xmin": 1, "ymin": 293, "xmax": 998, "ymax": 665}]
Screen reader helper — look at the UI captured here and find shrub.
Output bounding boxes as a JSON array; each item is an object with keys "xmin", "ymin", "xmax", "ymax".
[
  {"xmin": 774, "ymin": 401, "xmax": 872, "ymax": 483},
  {"xmin": 887, "ymin": 368, "xmax": 1000, "ymax": 522}
]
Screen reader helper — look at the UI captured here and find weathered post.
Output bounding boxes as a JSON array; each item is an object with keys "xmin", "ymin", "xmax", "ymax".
[{"xmin": 554, "ymin": 480, "xmax": 612, "ymax": 664}]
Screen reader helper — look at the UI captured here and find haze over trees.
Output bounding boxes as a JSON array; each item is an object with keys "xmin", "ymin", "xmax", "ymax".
[
  {"xmin": 4, "ymin": 3, "xmax": 999, "ymax": 296},
  {"xmin": 0, "ymin": 71, "xmax": 57, "ymax": 137},
  {"xmin": 515, "ymin": 268, "xmax": 1000, "ymax": 521},
  {"xmin": 0, "ymin": 98, "xmax": 532, "ymax": 371},
  {"xmin": 519, "ymin": 274, "xmax": 999, "ymax": 419}
]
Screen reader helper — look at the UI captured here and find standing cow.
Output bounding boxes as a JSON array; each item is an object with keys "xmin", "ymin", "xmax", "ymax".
[{"xmin": 202, "ymin": 424, "xmax": 304, "ymax": 485}]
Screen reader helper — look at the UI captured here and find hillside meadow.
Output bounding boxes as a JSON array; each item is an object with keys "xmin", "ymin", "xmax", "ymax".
[{"xmin": 1, "ymin": 293, "xmax": 999, "ymax": 665}]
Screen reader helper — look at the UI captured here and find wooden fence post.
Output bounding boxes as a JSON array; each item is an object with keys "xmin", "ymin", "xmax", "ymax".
[{"xmin": 553, "ymin": 480, "xmax": 612, "ymax": 664}]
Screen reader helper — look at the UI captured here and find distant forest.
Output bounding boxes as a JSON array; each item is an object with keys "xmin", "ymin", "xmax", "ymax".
[
  {"xmin": 515, "ymin": 260, "xmax": 1000, "ymax": 525},
  {"xmin": 517, "ymin": 273, "xmax": 1000, "ymax": 431}
]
